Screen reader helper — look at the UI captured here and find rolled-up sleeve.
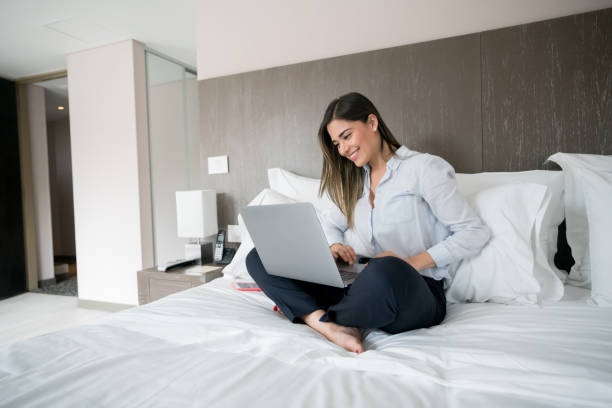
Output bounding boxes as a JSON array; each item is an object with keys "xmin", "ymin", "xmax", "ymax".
[
  {"xmin": 420, "ymin": 156, "xmax": 491, "ymax": 268},
  {"xmin": 320, "ymin": 201, "xmax": 348, "ymax": 246}
]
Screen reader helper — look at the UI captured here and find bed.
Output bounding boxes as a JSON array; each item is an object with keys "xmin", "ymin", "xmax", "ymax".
[
  {"xmin": 0, "ymin": 277, "xmax": 611, "ymax": 407},
  {"xmin": 2, "ymin": 154, "xmax": 612, "ymax": 407}
]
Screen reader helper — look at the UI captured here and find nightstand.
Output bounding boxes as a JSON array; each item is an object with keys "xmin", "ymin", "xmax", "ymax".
[{"xmin": 137, "ymin": 264, "xmax": 224, "ymax": 305}]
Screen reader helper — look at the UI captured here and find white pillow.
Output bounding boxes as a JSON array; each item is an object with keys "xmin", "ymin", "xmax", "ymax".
[
  {"xmin": 267, "ymin": 168, "xmax": 333, "ymax": 214},
  {"xmin": 446, "ymin": 183, "xmax": 547, "ymax": 305},
  {"xmin": 222, "ymin": 189, "xmax": 297, "ymax": 281},
  {"xmin": 456, "ymin": 171, "xmax": 565, "ymax": 301},
  {"xmin": 579, "ymin": 168, "xmax": 612, "ymax": 305},
  {"xmin": 547, "ymin": 153, "xmax": 612, "ymax": 289}
]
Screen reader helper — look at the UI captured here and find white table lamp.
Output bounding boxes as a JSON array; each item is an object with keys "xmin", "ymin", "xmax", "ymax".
[{"xmin": 176, "ymin": 190, "xmax": 218, "ymax": 263}]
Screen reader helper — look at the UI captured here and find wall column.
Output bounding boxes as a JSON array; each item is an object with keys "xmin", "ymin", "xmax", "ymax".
[{"xmin": 67, "ymin": 40, "xmax": 154, "ymax": 306}]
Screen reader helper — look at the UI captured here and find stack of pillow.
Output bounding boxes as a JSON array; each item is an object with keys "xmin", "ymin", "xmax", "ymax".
[
  {"xmin": 450, "ymin": 171, "xmax": 565, "ymax": 304},
  {"xmin": 223, "ymin": 153, "xmax": 612, "ymax": 306},
  {"xmin": 547, "ymin": 153, "xmax": 612, "ymax": 305}
]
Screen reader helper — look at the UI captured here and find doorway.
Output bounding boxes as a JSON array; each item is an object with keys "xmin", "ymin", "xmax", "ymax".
[{"xmin": 22, "ymin": 75, "xmax": 77, "ymax": 296}]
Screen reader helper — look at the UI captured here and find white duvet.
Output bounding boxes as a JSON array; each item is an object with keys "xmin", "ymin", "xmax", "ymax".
[{"xmin": 1, "ymin": 278, "xmax": 611, "ymax": 408}]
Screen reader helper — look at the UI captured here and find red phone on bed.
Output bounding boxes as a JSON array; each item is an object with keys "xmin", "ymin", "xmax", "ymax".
[{"xmin": 231, "ymin": 281, "xmax": 262, "ymax": 291}]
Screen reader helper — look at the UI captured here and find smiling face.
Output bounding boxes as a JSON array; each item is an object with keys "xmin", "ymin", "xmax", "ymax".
[{"xmin": 327, "ymin": 114, "xmax": 380, "ymax": 167}]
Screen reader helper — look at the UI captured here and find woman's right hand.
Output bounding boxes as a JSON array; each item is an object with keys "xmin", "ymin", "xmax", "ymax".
[{"xmin": 330, "ymin": 243, "xmax": 356, "ymax": 265}]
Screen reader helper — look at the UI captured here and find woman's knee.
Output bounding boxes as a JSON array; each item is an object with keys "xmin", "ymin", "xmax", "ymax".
[
  {"xmin": 245, "ymin": 248, "xmax": 264, "ymax": 278},
  {"xmin": 359, "ymin": 256, "xmax": 419, "ymax": 285},
  {"xmin": 352, "ymin": 257, "xmax": 425, "ymax": 303},
  {"xmin": 370, "ymin": 256, "xmax": 416, "ymax": 271}
]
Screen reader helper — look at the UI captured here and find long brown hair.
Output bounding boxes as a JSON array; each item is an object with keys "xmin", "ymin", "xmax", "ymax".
[{"xmin": 318, "ymin": 92, "xmax": 401, "ymax": 228}]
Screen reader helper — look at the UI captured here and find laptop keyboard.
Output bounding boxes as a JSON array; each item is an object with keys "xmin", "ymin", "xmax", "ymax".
[{"xmin": 339, "ymin": 270, "xmax": 358, "ymax": 282}]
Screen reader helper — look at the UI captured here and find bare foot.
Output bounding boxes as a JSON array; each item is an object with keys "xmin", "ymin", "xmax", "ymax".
[
  {"xmin": 302, "ymin": 310, "xmax": 363, "ymax": 353},
  {"xmin": 324, "ymin": 325, "xmax": 363, "ymax": 353}
]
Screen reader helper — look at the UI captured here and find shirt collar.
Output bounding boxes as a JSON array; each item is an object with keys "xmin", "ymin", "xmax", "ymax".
[{"xmin": 363, "ymin": 145, "xmax": 411, "ymax": 175}]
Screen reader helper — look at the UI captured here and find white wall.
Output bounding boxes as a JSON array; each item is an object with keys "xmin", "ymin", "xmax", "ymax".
[
  {"xmin": 47, "ymin": 117, "xmax": 76, "ymax": 257},
  {"xmin": 26, "ymin": 85, "xmax": 55, "ymax": 282},
  {"xmin": 197, "ymin": 0, "xmax": 612, "ymax": 80},
  {"xmin": 67, "ymin": 39, "xmax": 153, "ymax": 306}
]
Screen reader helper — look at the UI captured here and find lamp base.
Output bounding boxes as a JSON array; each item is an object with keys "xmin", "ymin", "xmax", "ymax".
[{"xmin": 185, "ymin": 242, "xmax": 213, "ymax": 264}]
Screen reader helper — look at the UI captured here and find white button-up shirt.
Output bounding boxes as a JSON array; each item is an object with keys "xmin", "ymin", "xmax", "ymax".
[{"xmin": 321, "ymin": 146, "xmax": 491, "ymax": 288}]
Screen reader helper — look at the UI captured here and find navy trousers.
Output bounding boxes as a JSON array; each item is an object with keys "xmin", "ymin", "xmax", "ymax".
[{"xmin": 245, "ymin": 248, "xmax": 446, "ymax": 334}]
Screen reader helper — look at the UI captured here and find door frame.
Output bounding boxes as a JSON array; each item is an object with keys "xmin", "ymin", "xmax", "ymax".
[{"xmin": 16, "ymin": 69, "xmax": 67, "ymax": 290}]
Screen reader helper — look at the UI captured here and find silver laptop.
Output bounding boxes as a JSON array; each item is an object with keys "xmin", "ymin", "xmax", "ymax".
[{"xmin": 240, "ymin": 203, "xmax": 366, "ymax": 288}]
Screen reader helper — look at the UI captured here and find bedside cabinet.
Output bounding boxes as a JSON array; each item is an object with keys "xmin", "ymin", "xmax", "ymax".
[{"xmin": 138, "ymin": 264, "xmax": 223, "ymax": 305}]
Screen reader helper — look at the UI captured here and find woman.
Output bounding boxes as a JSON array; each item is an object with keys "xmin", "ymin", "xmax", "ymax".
[{"xmin": 246, "ymin": 92, "xmax": 490, "ymax": 353}]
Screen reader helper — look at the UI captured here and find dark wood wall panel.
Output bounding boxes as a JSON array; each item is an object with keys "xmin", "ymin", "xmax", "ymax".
[
  {"xmin": 482, "ymin": 8, "xmax": 612, "ymax": 171},
  {"xmin": 200, "ymin": 35, "xmax": 482, "ymax": 226},
  {"xmin": 0, "ymin": 77, "xmax": 26, "ymax": 299}
]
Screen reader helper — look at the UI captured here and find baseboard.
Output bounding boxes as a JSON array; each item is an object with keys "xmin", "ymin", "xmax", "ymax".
[
  {"xmin": 77, "ymin": 298, "xmax": 134, "ymax": 312},
  {"xmin": 54, "ymin": 255, "xmax": 77, "ymax": 263},
  {"xmin": 38, "ymin": 278, "xmax": 57, "ymax": 288}
]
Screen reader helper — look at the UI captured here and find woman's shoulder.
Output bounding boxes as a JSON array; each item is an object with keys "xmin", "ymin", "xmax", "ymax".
[
  {"xmin": 392, "ymin": 146, "xmax": 421, "ymax": 168},
  {"xmin": 394, "ymin": 149, "xmax": 457, "ymax": 194},
  {"xmin": 394, "ymin": 147, "xmax": 450, "ymax": 172}
]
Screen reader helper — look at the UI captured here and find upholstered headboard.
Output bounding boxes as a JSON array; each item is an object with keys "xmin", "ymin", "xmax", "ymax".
[{"xmin": 198, "ymin": 8, "xmax": 612, "ymax": 228}]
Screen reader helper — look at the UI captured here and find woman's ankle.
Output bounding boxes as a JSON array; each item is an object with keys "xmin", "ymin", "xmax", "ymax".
[{"xmin": 302, "ymin": 309, "xmax": 326, "ymax": 328}]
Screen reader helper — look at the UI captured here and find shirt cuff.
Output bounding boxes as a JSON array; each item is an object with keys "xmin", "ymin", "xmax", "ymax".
[
  {"xmin": 427, "ymin": 242, "xmax": 453, "ymax": 269},
  {"xmin": 323, "ymin": 228, "xmax": 344, "ymax": 247}
]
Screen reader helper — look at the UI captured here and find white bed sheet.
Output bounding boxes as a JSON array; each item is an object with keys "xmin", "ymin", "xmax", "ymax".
[{"xmin": 1, "ymin": 277, "xmax": 611, "ymax": 407}]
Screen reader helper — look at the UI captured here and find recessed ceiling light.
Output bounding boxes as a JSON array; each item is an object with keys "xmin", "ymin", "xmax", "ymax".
[{"xmin": 58, "ymin": 106, "xmax": 65, "ymax": 110}]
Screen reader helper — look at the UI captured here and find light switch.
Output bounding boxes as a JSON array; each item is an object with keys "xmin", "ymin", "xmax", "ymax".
[
  {"xmin": 227, "ymin": 224, "xmax": 241, "ymax": 243},
  {"xmin": 208, "ymin": 155, "xmax": 228, "ymax": 174}
]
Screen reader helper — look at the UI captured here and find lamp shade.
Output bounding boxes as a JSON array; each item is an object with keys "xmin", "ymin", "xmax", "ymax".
[{"xmin": 176, "ymin": 190, "xmax": 218, "ymax": 238}]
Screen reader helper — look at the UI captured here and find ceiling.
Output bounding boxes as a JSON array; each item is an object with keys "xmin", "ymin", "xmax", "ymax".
[
  {"xmin": 2, "ymin": 1, "xmax": 611, "ymax": 82},
  {"xmin": 0, "ymin": 0, "xmax": 197, "ymax": 80}
]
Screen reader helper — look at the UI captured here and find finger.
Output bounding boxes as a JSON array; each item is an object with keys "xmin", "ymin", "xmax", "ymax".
[
  {"xmin": 338, "ymin": 247, "xmax": 348, "ymax": 262},
  {"xmin": 342, "ymin": 245, "xmax": 354, "ymax": 263},
  {"xmin": 347, "ymin": 246, "xmax": 357, "ymax": 263},
  {"xmin": 346, "ymin": 250, "xmax": 355, "ymax": 264},
  {"xmin": 340, "ymin": 248, "xmax": 352, "ymax": 263},
  {"xmin": 329, "ymin": 247, "xmax": 338, "ymax": 259}
]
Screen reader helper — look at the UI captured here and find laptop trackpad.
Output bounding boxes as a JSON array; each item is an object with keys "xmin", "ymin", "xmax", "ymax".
[{"xmin": 338, "ymin": 262, "xmax": 366, "ymax": 273}]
